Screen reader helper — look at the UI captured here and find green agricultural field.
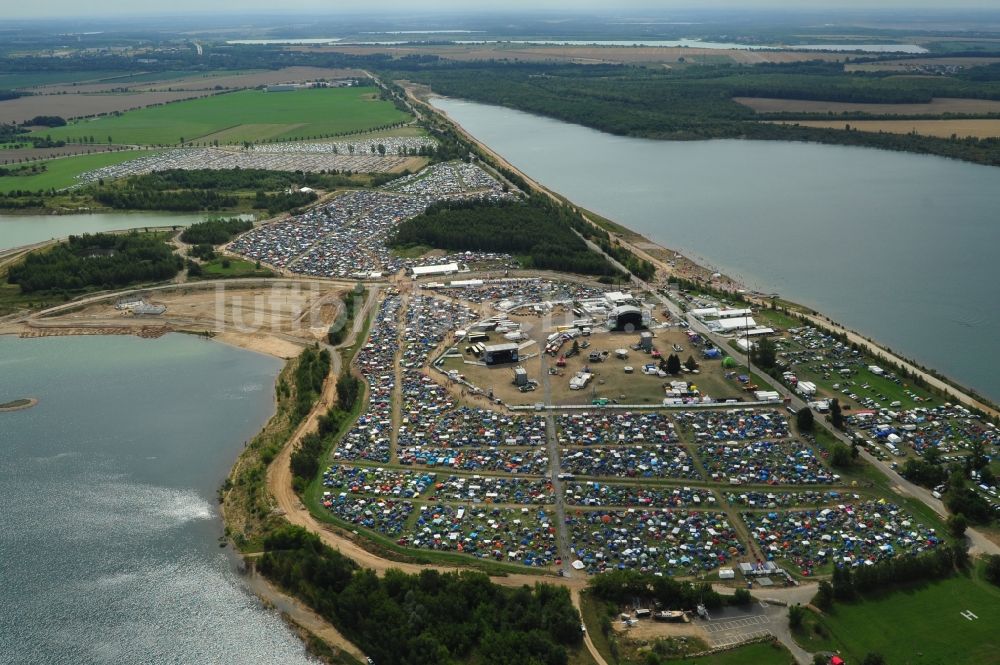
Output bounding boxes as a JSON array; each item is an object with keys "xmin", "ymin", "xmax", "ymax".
[
  {"xmin": 798, "ymin": 572, "xmax": 1000, "ymax": 665},
  {"xmin": 34, "ymin": 87, "xmax": 411, "ymax": 146},
  {"xmin": 0, "ymin": 150, "xmax": 150, "ymax": 193}
]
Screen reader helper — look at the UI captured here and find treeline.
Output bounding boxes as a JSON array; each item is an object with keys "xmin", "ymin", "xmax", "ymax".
[
  {"xmin": 327, "ymin": 286, "xmax": 365, "ymax": 345},
  {"xmin": 293, "ymin": 345, "xmax": 330, "ymax": 421},
  {"xmin": 179, "ymin": 217, "xmax": 253, "ymax": 245},
  {"xmin": 290, "ymin": 371, "xmax": 363, "ymax": 492},
  {"xmin": 258, "ymin": 525, "xmax": 582, "ymax": 665},
  {"xmin": 391, "ymin": 195, "xmax": 622, "ymax": 277},
  {"xmin": 26, "ymin": 115, "xmax": 66, "ymax": 127},
  {"xmin": 7, "ymin": 232, "xmax": 181, "ymax": 293},
  {"xmin": 826, "ymin": 543, "xmax": 967, "ymax": 603},
  {"xmin": 127, "ymin": 168, "xmax": 362, "ymax": 192},
  {"xmin": 588, "ymin": 569, "xmax": 728, "ymax": 611},
  {"xmin": 0, "ymin": 164, "xmax": 46, "ymax": 177},
  {"xmin": 93, "ymin": 188, "xmax": 239, "ymax": 211}
]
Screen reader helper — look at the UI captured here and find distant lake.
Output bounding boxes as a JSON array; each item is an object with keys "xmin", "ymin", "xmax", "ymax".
[
  {"xmin": 226, "ymin": 38, "xmax": 342, "ymax": 45},
  {"xmin": 0, "ymin": 334, "xmax": 312, "ymax": 663},
  {"xmin": 0, "ymin": 212, "xmax": 205, "ymax": 252},
  {"xmin": 452, "ymin": 39, "xmax": 927, "ymax": 52},
  {"xmin": 434, "ymin": 97, "xmax": 999, "ymax": 401}
]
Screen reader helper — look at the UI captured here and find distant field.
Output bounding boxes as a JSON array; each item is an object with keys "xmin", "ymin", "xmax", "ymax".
[
  {"xmin": 316, "ymin": 43, "xmax": 847, "ymax": 65},
  {"xmin": 0, "ymin": 90, "xmax": 220, "ymax": 125},
  {"xmin": 33, "ymin": 87, "xmax": 411, "ymax": 146},
  {"xmin": 845, "ymin": 57, "xmax": 1000, "ymax": 72},
  {"xmin": 798, "ymin": 574, "xmax": 1000, "ymax": 665},
  {"xmin": 769, "ymin": 118, "xmax": 1000, "ymax": 138},
  {"xmin": 33, "ymin": 67, "xmax": 363, "ymax": 95},
  {"xmin": 735, "ymin": 96, "xmax": 1000, "ymax": 115},
  {"xmin": 0, "ymin": 150, "xmax": 150, "ymax": 193},
  {"xmin": 0, "ymin": 70, "xmax": 127, "ymax": 89}
]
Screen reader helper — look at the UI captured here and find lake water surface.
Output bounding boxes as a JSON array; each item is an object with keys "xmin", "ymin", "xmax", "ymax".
[
  {"xmin": 0, "ymin": 212, "xmax": 205, "ymax": 252},
  {"xmin": 0, "ymin": 334, "xmax": 313, "ymax": 664},
  {"xmin": 434, "ymin": 97, "xmax": 999, "ymax": 401}
]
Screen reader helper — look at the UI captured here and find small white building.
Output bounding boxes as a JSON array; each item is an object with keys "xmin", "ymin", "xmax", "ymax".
[
  {"xmin": 716, "ymin": 317, "xmax": 756, "ymax": 332},
  {"xmin": 411, "ymin": 262, "xmax": 459, "ymax": 278}
]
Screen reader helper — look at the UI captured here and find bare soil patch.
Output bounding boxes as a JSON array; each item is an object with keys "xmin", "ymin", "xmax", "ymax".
[{"xmin": 735, "ymin": 96, "xmax": 1000, "ymax": 116}]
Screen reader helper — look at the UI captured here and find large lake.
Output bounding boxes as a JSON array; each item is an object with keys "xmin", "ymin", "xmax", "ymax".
[
  {"xmin": 434, "ymin": 98, "xmax": 999, "ymax": 402},
  {"xmin": 0, "ymin": 335, "xmax": 313, "ymax": 664},
  {"xmin": 0, "ymin": 212, "xmax": 205, "ymax": 252}
]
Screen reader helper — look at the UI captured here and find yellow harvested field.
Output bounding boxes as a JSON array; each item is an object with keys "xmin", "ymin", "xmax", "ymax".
[
  {"xmin": 735, "ymin": 96, "xmax": 1000, "ymax": 115},
  {"xmin": 768, "ymin": 118, "xmax": 1000, "ymax": 138}
]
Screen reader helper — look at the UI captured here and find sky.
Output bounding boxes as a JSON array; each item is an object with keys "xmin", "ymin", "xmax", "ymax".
[{"xmin": 7, "ymin": 0, "xmax": 1000, "ymax": 18}]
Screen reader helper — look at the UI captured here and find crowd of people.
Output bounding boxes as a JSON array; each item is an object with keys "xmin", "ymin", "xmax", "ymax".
[
  {"xmin": 334, "ymin": 294, "xmax": 400, "ymax": 463},
  {"xmin": 697, "ymin": 440, "xmax": 836, "ymax": 485},
  {"xmin": 567, "ymin": 508, "xmax": 743, "ymax": 575},
  {"xmin": 560, "ymin": 446, "xmax": 701, "ymax": 480},
  {"xmin": 556, "ymin": 412, "xmax": 679, "ymax": 447},
  {"xmin": 726, "ymin": 490, "xmax": 853, "ymax": 509},
  {"xmin": 742, "ymin": 500, "xmax": 940, "ymax": 576},
  {"xmin": 249, "ymin": 136, "xmax": 435, "ymax": 156},
  {"xmin": 675, "ymin": 409, "xmax": 791, "ymax": 441},
  {"xmin": 564, "ymin": 482, "xmax": 715, "ymax": 508},
  {"xmin": 401, "ymin": 504, "xmax": 558, "ymax": 567}
]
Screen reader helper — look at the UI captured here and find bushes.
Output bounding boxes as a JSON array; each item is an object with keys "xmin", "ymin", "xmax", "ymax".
[
  {"xmin": 984, "ymin": 555, "xmax": 1000, "ymax": 587},
  {"xmin": 588, "ymin": 569, "xmax": 725, "ymax": 611},
  {"xmin": 796, "ymin": 407, "xmax": 815, "ymax": 433},
  {"xmin": 902, "ymin": 458, "xmax": 948, "ymax": 489}
]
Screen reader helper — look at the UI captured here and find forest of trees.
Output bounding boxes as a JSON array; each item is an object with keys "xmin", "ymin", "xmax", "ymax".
[
  {"xmin": 93, "ymin": 187, "xmax": 239, "ymax": 211},
  {"xmin": 88, "ymin": 169, "xmax": 331, "ymax": 213},
  {"xmin": 258, "ymin": 525, "xmax": 582, "ymax": 665},
  {"xmin": 7, "ymin": 232, "xmax": 182, "ymax": 293},
  {"xmin": 391, "ymin": 195, "xmax": 623, "ymax": 277},
  {"xmin": 179, "ymin": 217, "xmax": 254, "ymax": 245}
]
